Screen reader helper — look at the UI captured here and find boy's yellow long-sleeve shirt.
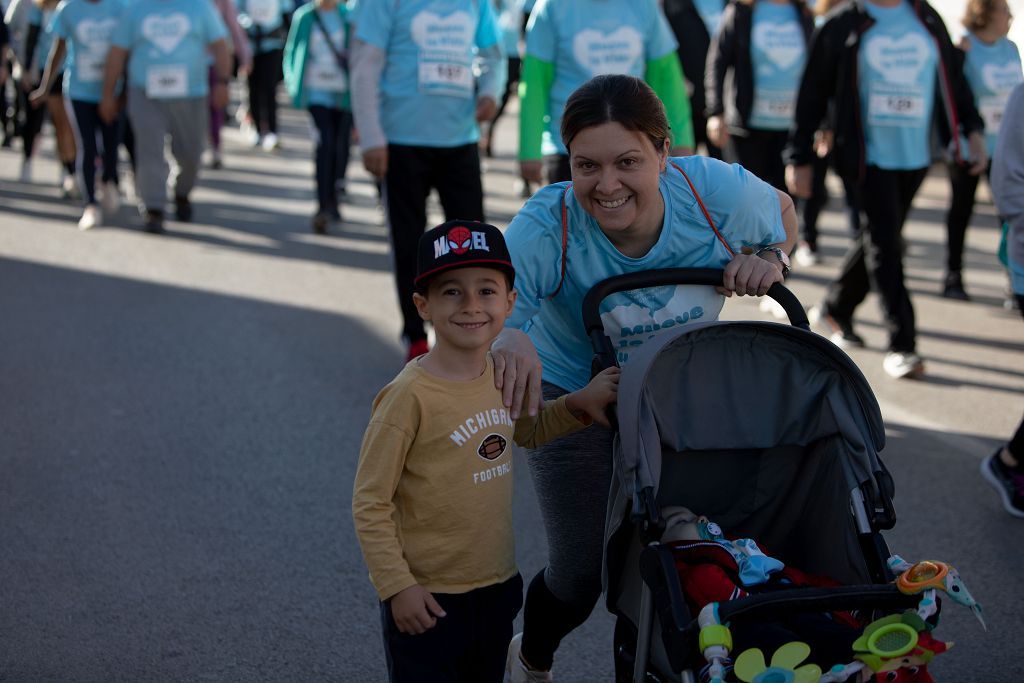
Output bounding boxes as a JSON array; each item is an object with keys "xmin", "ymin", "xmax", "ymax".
[{"xmin": 352, "ymin": 355, "xmax": 584, "ymax": 601}]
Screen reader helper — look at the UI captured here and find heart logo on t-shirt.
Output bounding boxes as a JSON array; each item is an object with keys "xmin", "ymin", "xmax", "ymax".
[
  {"xmin": 141, "ymin": 13, "xmax": 192, "ymax": 56},
  {"xmin": 572, "ymin": 27, "xmax": 644, "ymax": 76},
  {"xmin": 410, "ymin": 10, "xmax": 474, "ymax": 51},
  {"xmin": 864, "ymin": 33, "xmax": 931, "ymax": 85},
  {"xmin": 76, "ymin": 18, "xmax": 119, "ymax": 49},
  {"xmin": 751, "ymin": 22, "xmax": 804, "ymax": 71},
  {"xmin": 981, "ymin": 61, "xmax": 1024, "ymax": 94}
]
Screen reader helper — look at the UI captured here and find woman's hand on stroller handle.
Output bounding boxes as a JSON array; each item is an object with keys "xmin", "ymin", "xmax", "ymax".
[
  {"xmin": 717, "ymin": 250, "xmax": 786, "ymax": 298},
  {"xmin": 493, "ymin": 328, "xmax": 544, "ymax": 419}
]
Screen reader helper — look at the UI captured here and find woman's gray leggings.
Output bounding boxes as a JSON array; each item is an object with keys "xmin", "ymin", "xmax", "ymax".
[{"xmin": 528, "ymin": 381, "xmax": 615, "ymax": 605}]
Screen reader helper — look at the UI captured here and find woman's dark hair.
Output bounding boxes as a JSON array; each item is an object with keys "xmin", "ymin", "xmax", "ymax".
[{"xmin": 560, "ymin": 75, "xmax": 670, "ymax": 152}]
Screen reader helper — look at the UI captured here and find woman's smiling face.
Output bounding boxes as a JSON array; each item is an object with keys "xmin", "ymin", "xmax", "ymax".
[{"xmin": 569, "ymin": 121, "xmax": 669, "ymax": 256}]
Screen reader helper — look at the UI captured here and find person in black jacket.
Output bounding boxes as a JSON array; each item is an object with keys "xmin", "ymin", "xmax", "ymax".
[
  {"xmin": 663, "ymin": 0, "xmax": 728, "ymax": 159},
  {"xmin": 705, "ymin": 0, "xmax": 813, "ymax": 190},
  {"xmin": 785, "ymin": 0, "xmax": 986, "ymax": 379}
]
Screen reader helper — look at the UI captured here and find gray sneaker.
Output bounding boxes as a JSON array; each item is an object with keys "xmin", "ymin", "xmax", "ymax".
[
  {"xmin": 980, "ymin": 451, "xmax": 1024, "ymax": 518},
  {"xmin": 506, "ymin": 633, "xmax": 552, "ymax": 682}
]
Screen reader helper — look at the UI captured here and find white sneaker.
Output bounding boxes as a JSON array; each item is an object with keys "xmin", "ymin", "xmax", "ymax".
[
  {"xmin": 78, "ymin": 204, "xmax": 101, "ymax": 231},
  {"xmin": 758, "ymin": 296, "xmax": 788, "ymax": 320},
  {"xmin": 506, "ymin": 633, "xmax": 552, "ymax": 683},
  {"xmin": 62, "ymin": 173, "xmax": 79, "ymax": 199},
  {"xmin": 794, "ymin": 243, "xmax": 819, "ymax": 267},
  {"xmin": 883, "ymin": 352, "xmax": 924, "ymax": 379},
  {"xmin": 261, "ymin": 132, "xmax": 280, "ymax": 151},
  {"xmin": 19, "ymin": 159, "xmax": 32, "ymax": 183},
  {"xmin": 100, "ymin": 180, "xmax": 121, "ymax": 216}
]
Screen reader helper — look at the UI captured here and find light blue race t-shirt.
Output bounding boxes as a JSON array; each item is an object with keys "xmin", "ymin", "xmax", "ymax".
[
  {"xmin": 497, "ymin": 0, "xmax": 522, "ymax": 56},
  {"xmin": 525, "ymin": 0, "xmax": 678, "ymax": 156},
  {"xmin": 962, "ymin": 34, "xmax": 1022, "ymax": 156},
  {"xmin": 693, "ymin": 0, "xmax": 725, "ymax": 37},
  {"xmin": 28, "ymin": 5, "xmax": 57, "ymax": 73},
  {"xmin": 505, "ymin": 156, "xmax": 786, "ymax": 391},
  {"xmin": 858, "ymin": 0, "xmax": 936, "ymax": 170},
  {"xmin": 112, "ymin": 0, "xmax": 227, "ymax": 99},
  {"xmin": 748, "ymin": 1, "xmax": 805, "ymax": 131},
  {"xmin": 305, "ymin": 8, "xmax": 348, "ymax": 109},
  {"xmin": 236, "ymin": 0, "xmax": 288, "ymax": 54},
  {"xmin": 355, "ymin": 0, "xmax": 500, "ymax": 147},
  {"xmin": 53, "ymin": 0, "xmax": 126, "ymax": 102}
]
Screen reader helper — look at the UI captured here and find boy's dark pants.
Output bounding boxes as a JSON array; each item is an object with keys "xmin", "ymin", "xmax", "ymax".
[
  {"xmin": 380, "ymin": 573, "xmax": 523, "ymax": 683},
  {"xmin": 384, "ymin": 142, "xmax": 485, "ymax": 343}
]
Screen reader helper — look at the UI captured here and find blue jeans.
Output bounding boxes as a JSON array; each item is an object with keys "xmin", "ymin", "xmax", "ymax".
[{"xmin": 70, "ymin": 99, "xmax": 122, "ymax": 204}]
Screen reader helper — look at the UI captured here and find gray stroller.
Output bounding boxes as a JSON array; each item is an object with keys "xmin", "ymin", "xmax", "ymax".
[{"xmin": 583, "ymin": 269, "xmax": 935, "ymax": 683}]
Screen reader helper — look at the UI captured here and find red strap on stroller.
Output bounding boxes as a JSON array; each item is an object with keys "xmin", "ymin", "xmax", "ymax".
[{"xmin": 546, "ymin": 160, "xmax": 736, "ymax": 299}]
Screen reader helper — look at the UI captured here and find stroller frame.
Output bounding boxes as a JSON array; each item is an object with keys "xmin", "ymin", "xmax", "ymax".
[{"xmin": 581, "ymin": 269, "xmax": 910, "ymax": 683}]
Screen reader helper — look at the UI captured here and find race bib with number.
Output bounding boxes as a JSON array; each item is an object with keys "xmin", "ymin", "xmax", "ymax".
[
  {"xmin": 308, "ymin": 65, "xmax": 347, "ymax": 93},
  {"xmin": 751, "ymin": 89, "xmax": 796, "ymax": 125},
  {"xmin": 417, "ymin": 51, "xmax": 473, "ymax": 98},
  {"xmin": 248, "ymin": 0, "xmax": 278, "ymax": 27},
  {"xmin": 868, "ymin": 91, "xmax": 926, "ymax": 121},
  {"xmin": 77, "ymin": 51, "xmax": 106, "ymax": 82},
  {"xmin": 146, "ymin": 64, "xmax": 188, "ymax": 98},
  {"xmin": 979, "ymin": 94, "xmax": 1009, "ymax": 134}
]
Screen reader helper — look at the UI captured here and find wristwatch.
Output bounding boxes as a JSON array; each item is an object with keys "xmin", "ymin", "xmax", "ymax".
[{"xmin": 754, "ymin": 246, "xmax": 791, "ymax": 278}]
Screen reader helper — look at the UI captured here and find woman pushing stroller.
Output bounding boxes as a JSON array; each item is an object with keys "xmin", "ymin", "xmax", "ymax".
[{"xmin": 494, "ymin": 74, "xmax": 798, "ymax": 681}]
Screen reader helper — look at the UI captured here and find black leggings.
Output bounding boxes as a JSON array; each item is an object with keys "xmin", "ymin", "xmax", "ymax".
[
  {"xmin": 825, "ymin": 165, "xmax": 927, "ymax": 353},
  {"xmin": 69, "ymin": 99, "xmax": 122, "ymax": 204},
  {"xmin": 308, "ymin": 105, "xmax": 352, "ymax": 213},
  {"xmin": 727, "ymin": 128, "xmax": 788, "ymax": 192},
  {"xmin": 945, "ymin": 160, "xmax": 991, "ymax": 275},
  {"xmin": 248, "ymin": 49, "xmax": 281, "ymax": 134}
]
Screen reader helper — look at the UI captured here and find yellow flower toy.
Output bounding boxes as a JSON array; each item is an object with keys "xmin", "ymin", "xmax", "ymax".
[{"xmin": 735, "ymin": 641, "xmax": 822, "ymax": 683}]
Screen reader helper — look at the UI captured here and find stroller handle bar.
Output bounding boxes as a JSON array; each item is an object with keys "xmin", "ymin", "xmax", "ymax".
[{"xmin": 581, "ymin": 268, "xmax": 809, "ymax": 372}]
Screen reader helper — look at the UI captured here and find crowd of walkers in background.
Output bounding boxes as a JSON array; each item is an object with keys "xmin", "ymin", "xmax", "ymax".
[{"xmin": 0, "ymin": 0, "xmax": 1020, "ymax": 368}]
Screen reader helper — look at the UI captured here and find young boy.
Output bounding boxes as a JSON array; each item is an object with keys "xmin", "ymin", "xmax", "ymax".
[{"xmin": 352, "ymin": 220, "xmax": 619, "ymax": 683}]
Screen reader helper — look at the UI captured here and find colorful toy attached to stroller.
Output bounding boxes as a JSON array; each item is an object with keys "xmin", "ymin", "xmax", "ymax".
[{"xmin": 580, "ymin": 269, "xmax": 983, "ymax": 683}]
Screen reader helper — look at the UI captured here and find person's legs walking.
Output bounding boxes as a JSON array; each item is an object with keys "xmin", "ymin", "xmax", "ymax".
[
  {"xmin": 385, "ymin": 144, "xmax": 434, "ymax": 349},
  {"xmin": 308, "ymin": 105, "xmax": 339, "ymax": 230},
  {"xmin": 943, "ymin": 160, "xmax": 981, "ymax": 299},
  {"xmin": 127, "ymin": 88, "xmax": 170, "ymax": 227},
  {"xmin": 164, "ymin": 96, "xmax": 208, "ymax": 221},
  {"xmin": 434, "ymin": 143, "xmax": 485, "ymax": 223}
]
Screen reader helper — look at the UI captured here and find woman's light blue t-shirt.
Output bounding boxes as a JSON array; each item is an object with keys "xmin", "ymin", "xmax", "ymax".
[
  {"xmin": 354, "ymin": 0, "xmax": 501, "ymax": 147},
  {"xmin": 306, "ymin": 8, "xmax": 348, "ymax": 109},
  {"xmin": 748, "ymin": 1, "xmax": 805, "ymax": 131},
  {"xmin": 236, "ymin": 0, "xmax": 288, "ymax": 54},
  {"xmin": 505, "ymin": 156, "xmax": 786, "ymax": 391},
  {"xmin": 858, "ymin": 0, "xmax": 936, "ymax": 170},
  {"xmin": 525, "ymin": 0, "xmax": 678, "ymax": 156},
  {"xmin": 112, "ymin": 0, "xmax": 228, "ymax": 99},
  {"xmin": 53, "ymin": 0, "xmax": 126, "ymax": 102},
  {"xmin": 962, "ymin": 34, "xmax": 1022, "ymax": 157},
  {"xmin": 693, "ymin": 0, "xmax": 725, "ymax": 37}
]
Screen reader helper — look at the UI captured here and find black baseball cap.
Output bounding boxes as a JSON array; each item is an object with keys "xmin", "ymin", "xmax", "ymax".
[{"xmin": 414, "ymin": 220, "xmax": 516, "ymax": 292}]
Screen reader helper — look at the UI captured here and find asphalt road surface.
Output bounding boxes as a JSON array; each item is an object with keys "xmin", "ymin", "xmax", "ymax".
[{"xmin": 2, "ymin": 95, "xmax": 1022, "ymax": 682}]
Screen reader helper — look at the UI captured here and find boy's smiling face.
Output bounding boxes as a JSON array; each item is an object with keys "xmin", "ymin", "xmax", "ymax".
[{"xmin": 413, "ymin": 267, "xmax": 517, "ymax": 353}]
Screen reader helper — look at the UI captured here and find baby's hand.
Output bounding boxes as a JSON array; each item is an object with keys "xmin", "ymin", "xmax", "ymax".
[
  {"xmin": 390, "ymin": 584, "xmax": 446, "ymax": 635},
  {"xmin": 566, "ymin": 367, "xmax": 620, "ymax": 427}
]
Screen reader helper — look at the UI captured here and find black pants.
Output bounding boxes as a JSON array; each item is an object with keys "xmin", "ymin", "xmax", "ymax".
[
  {"xmin": 385, "ymin": 142, "xmax": 485, "ymax": 342},
  {"xmin": 690, "ymin": 103, "xmax": 722, "ymax": 159},
  {"xmin": 20, "ymin": 85, "xmax": 46, "ymax": 160},
  {"xmin": 945, "ymin": 160, "xmax": 991, "ymax": 275},
  {"xmin": 727, "ymin": 128, "xmax": 788, "ymax": 192},
  {"xmin": 248, "ymin": 49, "xmax": 281, "ymax": 134},
  {"xmin": 825, "ymin": 165, "xmax": 927, "ymax": 353},
  {"xmin": 308, "ymin": 105, "xmax": 352, "ymax": 213},
  {"xmin": 380, "ymin": 574, "xmax": 523, "ymax": 683},
  {"xmin": 487, "ymin": 56, "xmax": 521, "ymax": 148},
  {"xmin": 546, "ymin": 153, "xmax": 570, "ymax": 185},
  {"xmin": 70, "ymin": 99, "xmax": 122, "ymax": 204}
]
